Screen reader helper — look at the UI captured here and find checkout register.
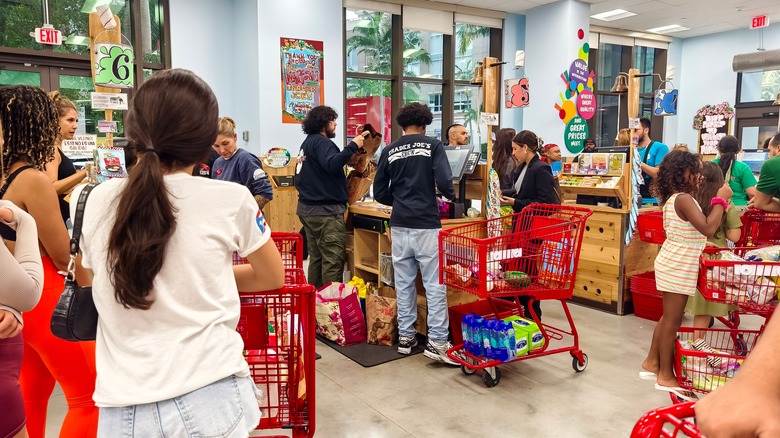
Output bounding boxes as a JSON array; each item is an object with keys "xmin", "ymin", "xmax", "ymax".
[{"xmin": 441, "ymin": 144, "xmax": 481, "ymax": 218}]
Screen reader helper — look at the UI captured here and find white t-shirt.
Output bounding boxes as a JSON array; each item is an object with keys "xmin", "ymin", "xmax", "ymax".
[{"xmin": 71, "ymin": 173, "xmax": 270, "ymax": 407}]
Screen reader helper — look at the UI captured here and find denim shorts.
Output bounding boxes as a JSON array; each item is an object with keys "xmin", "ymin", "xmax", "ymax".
[{"xmin": 98, "ymin": 375, "xmax": 261, "ymax": 438}]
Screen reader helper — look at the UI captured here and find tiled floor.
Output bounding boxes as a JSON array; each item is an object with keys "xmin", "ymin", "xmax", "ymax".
[{"xmin": 44, "ymin": 301, "xmax": 763, "ymax": 437}]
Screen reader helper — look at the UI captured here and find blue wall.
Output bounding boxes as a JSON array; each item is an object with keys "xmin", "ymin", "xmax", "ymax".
[
  {"xmin": 523, "ymin": 0, "xmax": 590, "ymax": 154},
  {"xmin": 169, "ymin": 0, "xmax": 345, "ymax": 156},
  {"xmin": 674, "ymin": 23, "xmax": 780, "ymax": 149}
]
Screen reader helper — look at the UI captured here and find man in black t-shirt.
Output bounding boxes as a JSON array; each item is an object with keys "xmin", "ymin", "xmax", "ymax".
[{"xmin": 374, "ymin": 103, "xmax": 456, "ymax": 364}]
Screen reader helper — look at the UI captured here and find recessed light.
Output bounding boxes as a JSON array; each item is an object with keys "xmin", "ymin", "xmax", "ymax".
[
  {"xmin": 646, "ymin": 24, "xmax": 691, "ymax": 34},
  {"xmin": 591, "ymin": 9, "xmax": 637, "ymax": 21}
]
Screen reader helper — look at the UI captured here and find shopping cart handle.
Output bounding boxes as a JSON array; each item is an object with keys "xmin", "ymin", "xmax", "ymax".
[{"xmin": 631, "ymin": 402, "xmax": 699, "ymax": 438}]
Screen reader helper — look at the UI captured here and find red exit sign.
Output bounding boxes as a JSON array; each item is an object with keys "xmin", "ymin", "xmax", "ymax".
[
  {"xmin": 751, "ymin": 15, "xmax": 769, "ymax": 29},
  {"xmin": 34, "ymin": 26, "xmax": 62, "ymax": 45}
]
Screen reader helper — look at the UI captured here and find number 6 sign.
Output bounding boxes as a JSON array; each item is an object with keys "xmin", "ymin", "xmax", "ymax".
[{"xmin": 94, "ymin": 31, "xmax": 134, "ymax": 89}]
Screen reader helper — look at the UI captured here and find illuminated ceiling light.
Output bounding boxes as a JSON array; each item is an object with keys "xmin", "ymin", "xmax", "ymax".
[
  {"xmin": 591, "ymin": 9, "xmax": 636, "ymax": 21},
  {"xmin": 64, "ymin": 35, "xmax": 90, "ymax": 46},
  {"xmin": 646, "ymin": 24, "xmax": 691, "ymax": 34}
]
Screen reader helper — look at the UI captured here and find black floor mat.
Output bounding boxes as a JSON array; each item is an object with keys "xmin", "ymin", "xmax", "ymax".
[{"xmin": 316, "ymin": 334, "xmax": 426, "ymax": 367}]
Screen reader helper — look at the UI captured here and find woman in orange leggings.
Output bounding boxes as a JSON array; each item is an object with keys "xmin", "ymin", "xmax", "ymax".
[{"xmin": 0, "ymin": 85, "xmax": 97, "ymax": 438}]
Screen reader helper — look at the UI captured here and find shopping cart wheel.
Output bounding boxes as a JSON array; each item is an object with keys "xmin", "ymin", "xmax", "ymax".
[
  {"xmin": 735, "ymin": 336, "xmax": 748, "ymax": 356},
  {"xmin": 708, "ymin": 316, "xmax": 715, "ymax": 328},
  {"xmin": 572, "ymin": 353, "xmax": 588, "ymax": 373},
  {"xmin": 482, "ymin": 367, "xmax": 501, "ymax": 388},
  {"xmin": 460, "ymin": 364, "xmax": 476, "ymax": 376}
]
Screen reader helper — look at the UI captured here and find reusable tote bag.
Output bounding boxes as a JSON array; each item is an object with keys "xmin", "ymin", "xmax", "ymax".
[{"xmin": 315, "ymin": 282, "xmax": 367, "ymax": 346}]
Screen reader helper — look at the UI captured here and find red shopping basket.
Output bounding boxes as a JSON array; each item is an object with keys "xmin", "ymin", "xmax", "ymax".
[
  {"xmin": 637, "ymin": 211, "xmax": 665, "ymax": 244},
  {"xmin": 439, "ymin": 204, "xmax": 592, "ymax": 299},
  {"xmin": 736, "ymin": 209, "xmax": 780, "ymax": 247},
  {"xmin": 697, "ymin": 247, "xmax": 779, "ymax": 316},
  {"xmin": 631, "ymin": 402, "xmax": 699, "ymax": 438},
  {"xmin": 239, "ymin": 285, "xmax": 316, "ymax": 437},
  {"xmin": 630, "ymin": 271, "xmax": 663, "ymax": 321},
  {"xmin": 233, "ymin": 232, "xmax": 306, "ymax": 286},
  {"xmin": 674, "ymin": 326, "xmax": 760, "ymax": 399}
]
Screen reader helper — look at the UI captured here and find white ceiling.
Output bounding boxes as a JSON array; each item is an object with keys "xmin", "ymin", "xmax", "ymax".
[{"xmin": 432, "ymin": 0, "xmax": 780, "ymax": 39}]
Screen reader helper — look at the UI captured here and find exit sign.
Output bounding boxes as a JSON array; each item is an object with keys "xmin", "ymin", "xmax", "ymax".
[
  {"xmin": 751, "ymin": 15, "xmax": 769, "ymax": 29},
  {"xmin": 34, "ymin": 25, "xmax": 62, "ymax": 45}
]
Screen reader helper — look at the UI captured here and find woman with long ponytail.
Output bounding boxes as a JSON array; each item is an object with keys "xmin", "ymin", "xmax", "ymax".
[
  {"xmin": 72, "ymin": 69, "xmax": 285, "ymax": 436},
  {"xmin": 714, "ymin": 135, "xmax": 756, "ymax": 213}
]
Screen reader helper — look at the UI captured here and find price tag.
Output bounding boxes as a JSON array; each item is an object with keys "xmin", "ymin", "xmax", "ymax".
[{"xmin": 628, "ymin": 118, "xmax": 641, "ymax": 129}]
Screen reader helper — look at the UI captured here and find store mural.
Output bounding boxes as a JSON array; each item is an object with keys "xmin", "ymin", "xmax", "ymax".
[
  {"xmin": 555, "ymin": 29, "xmax": 596, "ymax": 154},
  {"xmin": 504, "ymin": 77, "xmax": 530, "ymax": 108},
  {"xmin": 281, "ymin": 37, "xmax": 324, "ymax": 123}
]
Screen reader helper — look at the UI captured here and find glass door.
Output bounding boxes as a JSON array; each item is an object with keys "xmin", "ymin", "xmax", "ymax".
[{"xmin": 0, "ymin": 63, "xmax": 50, "ymax": 87}]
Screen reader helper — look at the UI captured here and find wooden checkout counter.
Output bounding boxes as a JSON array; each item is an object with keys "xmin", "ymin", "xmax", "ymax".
[{"xmin": 262, "ymin": 155, "xmax": 656, "ymax": 316}]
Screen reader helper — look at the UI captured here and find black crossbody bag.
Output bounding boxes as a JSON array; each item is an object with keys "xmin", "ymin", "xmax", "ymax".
[{"xmin": 51, "ymin": 184, "xmax": 99, "ymax": 341}]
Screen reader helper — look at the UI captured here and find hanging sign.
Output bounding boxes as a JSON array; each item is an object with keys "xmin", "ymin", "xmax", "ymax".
[
  {"xmin": 97, "ymin": 120, "xmax": 118, "ymax": 133},
  {"xmin": 653, "ymin": 88, "xmax": 679, "ymax": 116},
  {"xmin": 91, "ymin": 92, "xmax": 128, "ymax": 110},
  {"xmin": 94, "ymin": 32, "xmax": 134, "ymax": 89},
  {"xmin": 34, "ymin": 25, "xmax": 62, "ymax": 45},
  {"xmin": 504, "ymin": 77, "xmax": 530, "ymax": 108},
  {"xmin": 61, "ymin": 134, "xmax": 97, "ymax": 159},
  {"xmin": 480, "ymin": 112, "xmax": 499, "ymax": 126}
]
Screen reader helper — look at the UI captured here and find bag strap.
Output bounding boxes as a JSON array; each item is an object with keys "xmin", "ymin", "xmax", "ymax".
[
  {"xmin": 66, "ymin": 184, "xmax": 97, "ymax": 280},
  {"xmin": 724, "ymin": 161, "xmax": 733, "ymax": 183},
  {"xmin": 0, "ymin": 165, "xmax": 33, "ymax": 199},
  {"xmin": 642, "ymin": 141, "xmax": 655, "ymax": 166}
]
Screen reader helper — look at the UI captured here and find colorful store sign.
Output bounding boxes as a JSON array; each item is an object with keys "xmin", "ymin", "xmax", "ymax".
[
  {"xmin": 264, "ymin": 147, "xmax": 292, "ymax": 168},
  {"xmin": 555, "ymin": 29, "xmax": 597, "ymax": 153},
  {"xmin": 564, "ymin": 116, "xmax": 589, "ymax": 154},
  {"xmin": 281, "ymin": 37, "xmax": 324, "ymax": 124}
]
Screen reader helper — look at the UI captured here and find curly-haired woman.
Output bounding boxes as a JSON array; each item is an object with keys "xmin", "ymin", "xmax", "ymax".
[
  {"xmin": 641, "ymin": 149, "xmax": 731, "ymax": 402},
  {"xmin": 0, "ymin": 85, "xmax": 97, "ymax": 437},
  {"xmin": 43, "ymin": 91, "xmax": 87, "ymax": 223}
]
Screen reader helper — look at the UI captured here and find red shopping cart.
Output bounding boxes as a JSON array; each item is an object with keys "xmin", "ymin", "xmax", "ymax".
[
  {"xmin": 234, "ymin": 232, "xmax": 306, "ymax": 285},
  {"xmin": 234, "ymin": 232, "xmax": 315, "ymax": 437},
  {"xmin": 631, "ymin": 402, "xmax": 699, "ymax": 438},
  {"xmin": 439, "ymin": 204, "xmax": 592, "ymax": 387},
  {"xmin": 239, "ymin": 285, "xmax": 316, "ymax": 438},
  {"xmin": 736, "ymin": 209, "xmax": 780, "ymax": 247}
]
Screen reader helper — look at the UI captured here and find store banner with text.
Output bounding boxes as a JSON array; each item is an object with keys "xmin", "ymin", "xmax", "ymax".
[{"xmin": 281, "ymin": 37, "xmax": 324, "ymax": 124}]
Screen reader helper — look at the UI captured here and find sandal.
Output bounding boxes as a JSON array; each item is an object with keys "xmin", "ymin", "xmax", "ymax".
[
  {"xmin": 654, "ymin": 383, "xmax": 698, "ymax": 402},
  {"xmin": 638, "ymin": 371, "xmax": 657, "ymax": 380}
]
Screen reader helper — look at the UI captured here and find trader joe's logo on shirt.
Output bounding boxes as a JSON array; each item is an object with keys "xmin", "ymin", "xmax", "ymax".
[
  {"xmin": 256, "ymin": 210, "xmax": 266, "ymax": 233},
  {"xmin": 215, "ymin": 168, "xmax": 223, "ymax": 176}
]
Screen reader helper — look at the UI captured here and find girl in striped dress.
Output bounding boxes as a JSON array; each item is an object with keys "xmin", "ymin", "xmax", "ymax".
[{"xmin": 641, "ymin": 150, "xmax": 732, "ymax": 401}]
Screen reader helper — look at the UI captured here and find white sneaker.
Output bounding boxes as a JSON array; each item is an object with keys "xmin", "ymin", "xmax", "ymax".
[{"xmin": 423, "ymin": 340, "xmax": 458, "ymax": 366}]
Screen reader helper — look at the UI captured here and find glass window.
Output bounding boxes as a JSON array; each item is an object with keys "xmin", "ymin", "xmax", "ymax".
[
  {"xmin": 739, "ymin": 70, "xmax": 780, "ymax": 103},
  {"xmin": 594, "ymin": 94, "xmax": 619, "ymax": 147},
  {"xmin": 454, "ymin": 84, "xmax": 479, "ymax": 145},
  {"xmin": 0, "ymin": 69, "xmax": 42, "ymax": 87},
  {"xmin": 57, "ymin": 73, "xmax": 124, "ymax": 140},
  {"xmin": 345, "ymin": 9, "xmax": 392, "ymax": 74},
  {"xmin": 403, "ymin": 82, "xmax": 442, "ymax": 138},
  {"xmin": 403, "ymin": 29, "xmax": 440, "ymax": 79},
  {"xmin": 597, "ymin": 42, "xmax": 631, "ymax": 92},
  {"xmin": 346, "ymin": 78, "xmax": 391, "ymax": 145},
  {"xmin": 634, "ymin": 46, "xmax": 656, "ymax": 93},
  {"xmin": 0, "ymin": 0, "xmax": 44, "ymax": 51},
  {"xmin": 455, "ymin": 23, "xmax": 490, "ymax": 63},
  {"xmin": 141, "ymin": 0, "xmax": 164, "ymax": 64}
]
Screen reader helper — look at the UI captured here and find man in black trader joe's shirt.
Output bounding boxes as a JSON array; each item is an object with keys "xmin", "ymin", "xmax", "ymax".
[{"xmin": 374, "ymin": 102, "xmax": 456, "ymax": 365}]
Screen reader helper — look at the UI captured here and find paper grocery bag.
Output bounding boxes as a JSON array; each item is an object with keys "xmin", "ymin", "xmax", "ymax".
[{"xmin": 366, "ymin": 287, "xmax": 397, "ymax": 346}]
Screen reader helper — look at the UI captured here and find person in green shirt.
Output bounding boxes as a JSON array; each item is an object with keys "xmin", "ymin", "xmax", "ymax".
[
  {"xmin": 712, "ymin": 136, "xmax": 756, "ymax": 211},
  {"xmin": 753, "ymin": 133, "xmax": 780, "ymax": 211},
  {"xmin": 686, "ymin": 162, "xmax": 741, "ymax": 337}
]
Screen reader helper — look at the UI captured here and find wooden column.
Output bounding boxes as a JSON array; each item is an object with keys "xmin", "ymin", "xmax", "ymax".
[
  {"xmin": 481, "ymin": 56, "xmax": 500, "ymax": 210},
  {"xmin": 89, "ymin": 13, "xmax": 122, "ymax": 147}
]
